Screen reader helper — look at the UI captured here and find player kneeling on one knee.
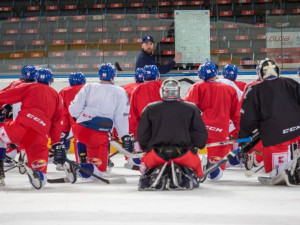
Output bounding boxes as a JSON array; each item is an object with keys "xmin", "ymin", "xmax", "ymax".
[{"xmin": 136, "ymin": 78, "xmax": 208, "ymax": 190}]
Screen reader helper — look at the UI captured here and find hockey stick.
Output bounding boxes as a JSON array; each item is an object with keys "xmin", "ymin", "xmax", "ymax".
[
  {"xmin": 244, "ymin": 165, "xmax": 264, "ymax": 177},
  {"xmin": 199, "ymin": 132, "xmax": 259, "ymax": 180},
  {"xmin": 115, "ymin": 61, "xmax": 123, "ymax": 71},
  {"xmin": 65, "ymin": 158, "xmax": 126, "ymax": 184},
  {"xmin": 109, "ymin": 151, "xmax": 119, "ymax": 158},
  {"xmin": 206, "ymin": 137, "xmax": 252, "ymax": 148},
  {"xmin": 111, "ymin": 137, "xmax": 253, "ymax": 159},
  {"xmin": 178, "ymin": 78, "xmax": 195, "ymax": 85}
]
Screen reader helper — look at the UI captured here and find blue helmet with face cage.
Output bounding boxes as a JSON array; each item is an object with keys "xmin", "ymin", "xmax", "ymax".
[
  {"xmin": 21, "ymin": 65, "xmax": 38, "ymax": 81},
  {"xmin": 69, "ymin": 72, "xmax": 86, "ymax": 86},
  {"xmin": 36, "ymin": 68, "xmax": 54, "ymax": 85},
  {"xmin": 98, "ymin": 63, "xmax": 116, "ymax": 82},
  {"xmin": 144, "ymin": 65, "xmax": 159, "ymax": 81},
  {"xmin": 198, "ymin": 61, "xmax": 218, "ymax": 81},
  {"xmin": 222, "ymin": 64, "xmax": 238, "ymax": 81}
]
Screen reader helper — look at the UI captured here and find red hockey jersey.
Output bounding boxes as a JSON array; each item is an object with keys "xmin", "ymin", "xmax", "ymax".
[
  {"xmin": 59, "ymin": 84, "xmax": 84, "ymax": 132},
  {"xmin": 185, "ymin": 81, "xmax": 240, "ymax": 140},
  {"xmin": 129, "ymin": 80, "xmax": 163, "ymax": 137},
  {"xmin": 0, "ymin": 82, "xmax": 63, "ymax": 143}
]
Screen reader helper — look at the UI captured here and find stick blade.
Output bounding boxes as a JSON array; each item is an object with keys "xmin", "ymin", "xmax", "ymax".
[
  {"xmin": 108, "ymin": 177, "xmax": 127, "ymax": 184},
  {"xmin": 47, "ymin": 178, "xmax": 70, "ymax": 183}
]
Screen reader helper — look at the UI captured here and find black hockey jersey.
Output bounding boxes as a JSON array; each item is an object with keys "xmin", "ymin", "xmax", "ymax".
[
  {"xmin": 137, "ymin": 100, "xmax": 208, "ymax": 152},
  {"xmin": 239, "ymin": 77, "xmax": 300, "ymax": 147}
]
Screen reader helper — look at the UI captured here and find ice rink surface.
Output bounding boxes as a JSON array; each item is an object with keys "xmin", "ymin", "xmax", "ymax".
[{"xmin": 1, "ymin": 154, "xmax": 299, "ymax": 225}]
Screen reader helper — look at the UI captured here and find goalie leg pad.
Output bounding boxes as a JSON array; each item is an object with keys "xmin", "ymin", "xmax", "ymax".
[
  {"xmin": 138, "ymin": 163, "xmax": 168, "ymax": 191},
  {"xmin": 166, "ymin": 161, "xmax": 199, "ymax": 190}
]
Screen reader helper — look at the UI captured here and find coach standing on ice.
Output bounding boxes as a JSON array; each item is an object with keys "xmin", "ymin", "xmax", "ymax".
[{"xmin": 135, "ymin": 35, "xmax": 182, "ymax": 74}]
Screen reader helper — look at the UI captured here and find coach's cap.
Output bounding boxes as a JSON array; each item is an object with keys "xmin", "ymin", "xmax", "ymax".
[{"xmin": 142, "ymin": 36, "xmax": 154, "ymax": 43}]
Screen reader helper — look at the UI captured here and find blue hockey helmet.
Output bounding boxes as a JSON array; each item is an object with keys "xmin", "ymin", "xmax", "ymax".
[
  {"xmin": 198, "ymin": 61, "xmax": 218, "ymax": 81},
  {"xmin": 21, "ymin": 65, "xmax": 38, "ymax": 81},
  {"xmin": 36, "ymin": 68, "xmax": 54, "ymax": 85},
  {"xmin": 144, "ymin": 65, "xmax": 160, "ymax": 81},
  {"xmin": 69, "ymin": 72, "xmax": 86, "ymax": 86},
  {"xmin": 134, "ymin": 68, "xmax": 145, "ymax": 83},
  {"xmin": 98, "ymin": 63, "xmax": 116, "ymax": 82},
  {"xmin": 222, "ymin": 64, "xmax": 238, "ymax": 81}
]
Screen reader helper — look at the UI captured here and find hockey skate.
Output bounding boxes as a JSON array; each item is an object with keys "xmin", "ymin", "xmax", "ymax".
[
  {"xmin": 18, "ymin": 152, "xmax": 27, "ymax": 175},
  {"xmin": 56, "ymin": 164, "xmax": 65, "ymax": 171},
  {"xmin": 244, "ymin": 152, "xmax": 254, "ymax": 170},
  {"xmin": 64, "ymin": 162, "xmax": 77, "ymax": 183},
  {"xmin": 138, "ymin": 162, "xmax": 168, "ymax": 191},
  {"xmin": 25, "ymin": 167, "xmax": 44, "ymax": 189},
  {"xmin": 0, "ymin": 159, "xmax": 5, "ymax": 186}
]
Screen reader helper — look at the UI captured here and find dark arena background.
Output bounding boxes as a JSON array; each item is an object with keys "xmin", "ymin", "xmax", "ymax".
[{"xmin": 0, "ymin": 0, "xmax": 299, "ymax": 87}]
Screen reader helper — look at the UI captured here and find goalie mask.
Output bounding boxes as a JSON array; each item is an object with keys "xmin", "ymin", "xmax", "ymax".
[
  {"xmin": 160, "ymin": 78, "xmax": 181, "ymax": 101},
  {"xmin": 258, "ymin": 59, "xmax": 279, "ymax": 80}
]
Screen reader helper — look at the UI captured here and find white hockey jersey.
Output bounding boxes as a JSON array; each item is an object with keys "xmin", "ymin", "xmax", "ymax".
[
  {"xmin": 69, "ymin": 82, "xmax": 129, "ymax": 138},
  {"xmin": 216, "ymin": 77, "xmax": 242, "ymax": 100}
]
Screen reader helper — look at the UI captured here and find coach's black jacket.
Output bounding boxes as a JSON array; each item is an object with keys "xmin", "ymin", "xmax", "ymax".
[
  {"xmin": 239, "ymin": 77, "xmax": 300, "ymax": 147},
  {"xmin": 137, "ymin": 100, "xmax": 208, "ymax": 152}
]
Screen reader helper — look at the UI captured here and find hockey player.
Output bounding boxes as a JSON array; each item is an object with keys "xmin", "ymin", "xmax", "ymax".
[
  {"xmin": 137, "ymin": 78, "xmax": 208, "ymax": 190},
  {"xmin": 0, "ymin": 68, "xmax": 63, "ymax": 189},
  {"xmin": 128, "ymin": 65, "xmax": 162, "ymax": 168},
  {"xmin": 0, "ymin": 65, "xmax": 38, "ymax": 165},
  {"xmin": 239, "ymin": 59, "xmax": 300, "ymax": 186},
  {"xmin": 122, "ymin": 67, "xmax": 145, "ymax": 101},
  {"xmin": 58, "ymin": 72, "xmax": 86, "ymax": 165},
  {"xmin": 222, "ymin": 64, "xmax": 247, "ymax": 92},
  {"xmin": 129, "ymin": 65, "xmax": 162, "ymax": 138},
  {"xmin": 185, "ymin": 61, "xmax": 240, "ymax": 180},
  {"xmin": 66, "ymin": 63, "xmax": 130, "ymax": 181}
]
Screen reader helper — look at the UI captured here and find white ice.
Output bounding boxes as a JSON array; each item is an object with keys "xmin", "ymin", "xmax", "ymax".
[{"xmin": 1, "ymin": 154, "xmax": 299, "ymax": 225}]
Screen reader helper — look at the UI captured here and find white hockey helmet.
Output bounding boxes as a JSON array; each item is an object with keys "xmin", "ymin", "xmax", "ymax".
[
  {"xmin": 160, "ymin": 78, "xmax": 181, "ymax": 101},
  {"xmin": 258, "ymin": 58, "xmax": 280, "ymax": 80}
]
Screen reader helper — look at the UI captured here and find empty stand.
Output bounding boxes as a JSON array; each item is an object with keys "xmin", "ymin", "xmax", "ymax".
[{"xmin": 0, "ymin": 0, "xmax": 298, "ymax": 74}]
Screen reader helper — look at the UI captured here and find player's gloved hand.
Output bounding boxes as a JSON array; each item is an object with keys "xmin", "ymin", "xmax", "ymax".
[
  {"xmin": 60, "ymin": 132, "xmax": 69, "ymax": 144},
  {"xmin": 0, "ymin": 112, "xmax": 5, "ymax": 124},
  {"xmin": 52, "ymin": 142, "xmax": 66, "ymax": 165},
  {"xmin": 121, "ymin": 135, "xmax": 135, "ymax": 153}
]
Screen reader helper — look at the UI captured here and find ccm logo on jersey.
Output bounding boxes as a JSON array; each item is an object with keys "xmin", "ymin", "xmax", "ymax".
[
  {"xmin": 206, "ymin": 126, "xmax": 223, "ymax": 132},
  {"xmin": 27, "ymin": 113, "xmax": 46, "ymax": 126},
  {"xmin": 282, "ymin": 126, "xmax": 300, "ymax": 134}
]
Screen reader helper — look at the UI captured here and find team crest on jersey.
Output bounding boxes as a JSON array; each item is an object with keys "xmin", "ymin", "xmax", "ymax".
[
  {"xmin": 88, "ymin": 158, "xmax": 102, "ymax": 166},
  {"xmin": 31, "ymin": 159, "xmax": 47, "ymax": 171}
]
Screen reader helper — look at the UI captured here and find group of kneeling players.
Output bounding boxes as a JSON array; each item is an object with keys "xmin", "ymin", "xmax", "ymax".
[{"xmin": 0, "ymin": 59, "xmax": 300, "ymax": 190}]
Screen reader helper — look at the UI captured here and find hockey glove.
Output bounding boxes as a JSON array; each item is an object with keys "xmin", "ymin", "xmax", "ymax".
[
  {"xmin": 121, "ymin": 135, "xmax": 135, "ymax": 153},
  {"xmin": 52, "ymin": 142, "xmax": 66, "ymax": 165}
]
